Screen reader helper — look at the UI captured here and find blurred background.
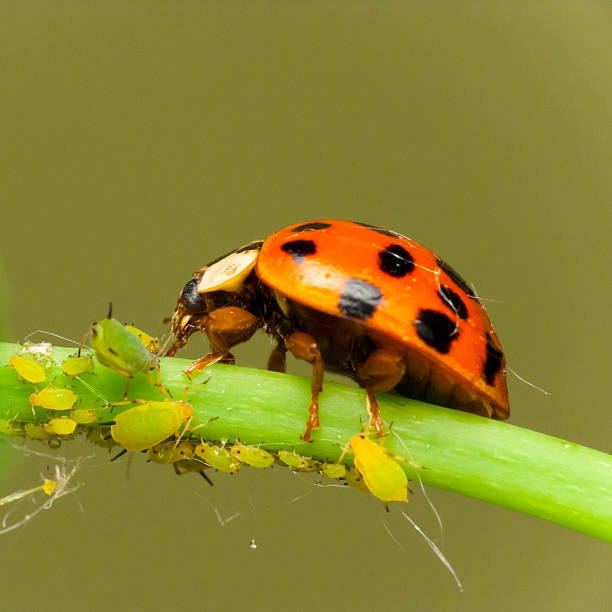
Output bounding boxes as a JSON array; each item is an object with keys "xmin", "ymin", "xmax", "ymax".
[{"xmin": 1, "ymin": 2, "xmax": 610, "ymax": 610}]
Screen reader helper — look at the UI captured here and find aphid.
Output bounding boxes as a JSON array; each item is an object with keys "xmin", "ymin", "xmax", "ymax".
[
  {"xmin": 70, "ymin": 408, "xmax": 98, "ymax": 424},
  {"xmin": 86, "ymin": 426, "xmax": 117, "ymax": 449},
  {"xmin": 24, "ymin": 423, "xmax": 51, "ymax": 440},
  {"xmin": 277, "ymin": 450, "xmax": 319, "ymax": 472},
  {"xmin": 125, "ymin": 325, "xmax": 161, "ymax": 353},
  {"xmin": 88, "ymin": 305, "xmax": 167, "ymax": 398},
  {"xmin": 350, "ymin": 433, "xmax": 408, "ymax": 503},
  {"xmin": 0, "ymin": 418, "xmax": 22, "ymax": 436},
  {"xmin": 43, "ymin": 417, "xmax": 77, "ymax": 436},
  {"xmin": 62, "ymin": 355, "xmax": 95, "ymax": 377},
  {"xmin": 230, "ymin": 442, "xmax": 275, "ymax": 468},
  {"xmin": 110, "ymin": 399, "xmax": 193, "ymax": 452},
  {"xmin": 167, "ymin": 220, "xmax": 508, "ymax": 442},
  {"xmin": 343, "ymin": 466, "xmax": 369, "ymax": 493},
  {"xmin": 194, "ymin": 442, "xmax": 241, "ymax": 473},
  {"xmin": 9, "ymin": 354, "xmax": 46, "ymax": 384},
  {"xmin": 149, "ymin": 441, "xmax": 194, "ymax": 464},
  {"xmin": 30, "ymin": 387, "xmax": 78, "ymax": 411},
  {"xmin": 321, "ymin": 462, "xmax": 346, "ymax": 479}
]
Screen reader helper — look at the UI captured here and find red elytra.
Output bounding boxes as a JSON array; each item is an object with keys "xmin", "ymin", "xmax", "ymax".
[{"xmin": 167, "ymin": 220, "xmax": 508, "ymax": 441}]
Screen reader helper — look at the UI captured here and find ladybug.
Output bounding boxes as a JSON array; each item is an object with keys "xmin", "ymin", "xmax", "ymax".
[{"xmin": 166, "ymin": 220, "xmax": 508, "ymax": 441}]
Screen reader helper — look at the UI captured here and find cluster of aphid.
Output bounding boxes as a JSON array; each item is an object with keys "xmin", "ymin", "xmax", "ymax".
[{"xmin": 1, "ymin": 311, "xmax": 412, "ymax": 505}]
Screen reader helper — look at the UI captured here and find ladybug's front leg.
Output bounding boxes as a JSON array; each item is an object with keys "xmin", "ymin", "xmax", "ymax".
[
  {"xmin": 357, "ymin": 349, "xmax": 405, "ymax": 437},
  {"xmin": 285, "ymin": 332, "xmax": 324, "ymax": 442},
  {"xmin": 184, "ymin": 306, "xmax": 258, "ymax": 378}
]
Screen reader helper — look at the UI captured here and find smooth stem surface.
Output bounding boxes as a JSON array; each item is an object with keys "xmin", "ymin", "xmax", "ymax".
[{"xmin": 0, "ymin": 341, "xmax": 611, "ymax": 542}]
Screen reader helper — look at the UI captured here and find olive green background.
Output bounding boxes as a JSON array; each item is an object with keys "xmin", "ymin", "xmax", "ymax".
[{"xmin": 1, "ymin": 2, "xmax": 610, "ymax": 610}]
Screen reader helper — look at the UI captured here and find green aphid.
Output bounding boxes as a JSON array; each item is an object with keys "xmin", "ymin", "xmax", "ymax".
[
  {"xmin": 277, "ymin": 450, "xmax": 319, "ymax": 472},
  {"xmin": 194, "ymin": 442, "xmax": 241, "ymax": 474},
  {"xmin": 0, "ymin": 418, "xmax": 23, "ymax": 437},
  {"xmin": 62, "ymin": 355, "xmax": 95, "ymax": 377},
  {"xmin": 88, "ymin": 304, "xmax": 167, "ymax": 398},
  {"xmin": 321, "ymin": 462, "xmax": 346, "ymax": 479},
  {"xmin": 230, "ymin": 442, "xmax": 275, "ymax": 468}
]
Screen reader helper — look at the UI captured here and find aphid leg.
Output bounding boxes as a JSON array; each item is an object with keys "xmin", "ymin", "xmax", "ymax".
[
  {"xmin": 121, "ymin": 376, "xmax": 132, "ymax": 400},
  {"xmin": 146, "ymin": 369, "xmax": 171, "ymax": 399},
  {"xmin": 358, "ymin": 349, "xmax": 405, "ymax": 437},
  {"xmin": 285, "ymin": 332, "xmax": 324, "ymax": 442},
  {"xmin": 267, "ymin": 342, "xmax": 287, "ymax": 373},
  {"xmin": 184, "ymin": 306, "xmax": 258, "ymax": 377}
]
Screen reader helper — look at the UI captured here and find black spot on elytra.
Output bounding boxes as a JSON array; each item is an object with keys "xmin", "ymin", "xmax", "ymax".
[
  {"xmin": 435, "ymin": 256, "xmax": 479, "ymax": 303},
  {"xmin": 353, "ymin": 222, "xmax": 403, "ymax": 238},
  {"xmin": 437, "ymin": 285, "xmax": 468, "ymax": 320},
  {"xmin": 413, "ymin": 309, "xmax": 458, "ymax": 354},
  {"xmin": 236, "ymin": 240, "xmax": 263, "ymax": 253},
  {"xmin": 281, "ymin": 239, "xmax": 317, "ymax": 263},
  {"xmin": 378, "ymin": 244, "xmax": 415, "ymax": 278},
  {"xmin": 291, "ymin": 222, "xmax": 331, "ymax": 232},
  {"xmin": 338, "ymin": 278, "xmax": 383, "ymax": 319},
  {"xmin": 182, "ymin": 279, "xmax": 207, "ymax": 313},
  {"xmin": 483, "ymin": 332, "xmax": 504, "ymax": 385}
]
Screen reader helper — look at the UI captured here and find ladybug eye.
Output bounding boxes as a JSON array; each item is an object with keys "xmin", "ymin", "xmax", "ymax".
[{"xmin": 181, "ymin": 279, "xmax": 207, "ymax": 313}]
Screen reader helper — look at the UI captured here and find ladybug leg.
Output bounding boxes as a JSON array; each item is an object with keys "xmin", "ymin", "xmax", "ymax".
[
  {"xmin": 357, "ymin": 349, "xmax": 405, "ymax": 437},
  {"xmin": 285, "ymin": 332, "xmax": 324, "ymax": 442},
  {"xmin": 267, "ymin": 342, "xmax": 287, "ymax": 373},
  {"xmin": 184, "ymin": 307, "xmax": 258, "ymax": 378}
]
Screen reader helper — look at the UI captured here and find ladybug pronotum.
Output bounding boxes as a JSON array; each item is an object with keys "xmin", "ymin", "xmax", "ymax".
[{"xmin": 166, "ymin": 220, "xmax": 508, "ymax": 441}]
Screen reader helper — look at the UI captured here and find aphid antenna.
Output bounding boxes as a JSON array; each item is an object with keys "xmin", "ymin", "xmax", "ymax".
[
  {"xmin": 23, "ymin": 329, "xmax": 90, "ymax": 350},
  {"xmin": 507, "ymin": 365, "xmax": 551, "ymax": 396},
  {"xmin": 399, "ymin": 510, "xmax": 463, "ymax": 591}
]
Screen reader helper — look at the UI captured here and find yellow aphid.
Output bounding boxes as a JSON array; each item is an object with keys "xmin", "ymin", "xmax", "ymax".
[
  {"xmin": 230, "ymin": 442, "xmax": 275, "ymax": 468},
  {"xmin": 30, "ymin": 387, "xmax": 78, "ymax": 411},
  {"xmin": 42, "ymin": 480, "xmax": 57, "ymax": 495},
  {"xmin": 110, "ymin": 400, "xmax": 193, "ymax": 452},
  {"xmin": 322, "ymin": 463, "xmax": 346, "ymax": 479},
  {"xmin": 43, "ymin": 418, "xmax": 77, "ymax": 436},
  {"xmin": 70, "ymin": 408, "xmax": 98, "ymax": 424},
  {"xmin": 62, "ymin": 355, "xmax": 95, "ymax": 377},
  {"xmin": 125, "ymin": 325, "xmax": 161, "ymax": 353},
  {"xmin": 277, "ymin": 450, "xmax": 319, "ymax": 472},
  {"xmin": 24, "ymin": 423, "xmax": 51, "ymax": 440},
  {"xmin": 350, "ymin": 434, "xmax": 408, "ymax": 503},
  {"xmin": 9, "ymin": 354, "xmax": 46, "ymax": 384},
  {"xmin": 194, "ymin": 442, "xmax": 241, "ymax": 473}
]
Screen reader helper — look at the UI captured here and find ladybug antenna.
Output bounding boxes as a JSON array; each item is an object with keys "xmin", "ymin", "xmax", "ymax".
[{"xmin": 107, "ymin": 302, "xmax": 113, "ymax": 320}]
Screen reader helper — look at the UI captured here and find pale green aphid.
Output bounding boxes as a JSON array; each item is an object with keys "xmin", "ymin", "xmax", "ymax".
[
  {"xmin": 43, "ymin": 417, "xmax": 77, "ymax": 436},
  {"xmin": 277, "ymin": 450, "xmax": 319, "ymax": 472},
  {"xmin": 230, "ymin": 442, "xmax": 275, "ymax": 468},
  {"xmin": 0, "ymin": 418, "xmax": 22, "ymax": 436},
  {"xmin": 194, "ymin": 442, "xmax": 241, "ymax": 473},
  {"xmin": 321, "ymin": 463, "xmax": 346, "ymax": 479},
  {"xmin": 70, "ymin": 408, "xmax": 98, "ymax": 424},
  {"xmin": 24, "ymin": 423, "xmax": 51, "ymax": 440},
  {"xmin": 149, "ymin": 440, "xmax": 194, "ymax": 464},
  {"xmin": 110, "ymin": 400, "xmax": 193, "ymax": 452},
  {"xmin": 88, "ymin": 306, "xmax": 167, "ymax": 398},
  {"xmin": 62, "ymin": 355, "xmax": 95, "ymax": 377}
]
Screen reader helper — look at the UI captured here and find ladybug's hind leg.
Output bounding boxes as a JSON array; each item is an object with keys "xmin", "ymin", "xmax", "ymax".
[
  {"xmin": 285, "ymin": 332, "xmax": 324, "ymax": 442},
  {"xmin": 357, "ymin": 349, "xmax": 405, "ymax": 437},
  {"xmin": 267, "ymin": 342, "xmax": 287, "ymax": 373},
  {"xmin": 184, "ymin": 306, "xmax": 258, "ymax": 378}
]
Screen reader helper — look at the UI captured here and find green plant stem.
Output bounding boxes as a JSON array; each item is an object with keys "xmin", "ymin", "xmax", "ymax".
[{"xmin": 0, "ymin": 341, "xmax": 611, "ymax": 543}]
